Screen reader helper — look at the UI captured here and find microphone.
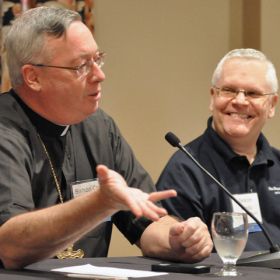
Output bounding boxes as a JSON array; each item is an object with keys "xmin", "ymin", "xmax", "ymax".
[{"xmin": 165, "ymin": 131, "xmax": 280, "ymax": 268}]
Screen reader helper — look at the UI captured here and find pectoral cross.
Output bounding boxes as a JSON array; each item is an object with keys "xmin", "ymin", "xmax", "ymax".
[{"xmin": 56, "ymin": 244, "xmax": 84, "ymax": 259}]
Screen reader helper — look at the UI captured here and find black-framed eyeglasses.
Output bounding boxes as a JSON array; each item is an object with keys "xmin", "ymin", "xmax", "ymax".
[
  {"xmin": 30, "ymin": 51, "xmax": 106, "ymax": 78},
  {"xmin": 213, "ymin": 86, "xmax": 277, "ymax": 100}
]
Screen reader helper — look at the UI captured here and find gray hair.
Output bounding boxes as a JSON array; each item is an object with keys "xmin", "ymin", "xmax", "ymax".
[
  {"xmin": 4, "ymin": 6, "xmax": 81, "ymax": 87},
  {"xmin": 211, "ymin": 48, "xmax": 279, "ymax": 93}
]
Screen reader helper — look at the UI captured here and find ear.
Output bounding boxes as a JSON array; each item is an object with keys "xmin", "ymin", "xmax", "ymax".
[
  {"xmin": 21, "ymin": 65, "xmax": 42, "ymax": 91},
  {"xmin": 268, "ymin": 94, "xmax": 278, "ymax": 119},
  {"xmin": 209, "ymin": 87, "xmax": 215, "ymax": 112}
]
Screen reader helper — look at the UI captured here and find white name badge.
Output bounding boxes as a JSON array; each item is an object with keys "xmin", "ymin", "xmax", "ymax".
[
  {"xmin": 231, "ymin": 193, "xmax": 263, "ymax": 233},
  {"xmin": 71, "ymin": 179, "xmax": 111, "ymax": 223},
  {"xmin": 71, "ymin": 179, "xmax": 100, "ymax": 198}
]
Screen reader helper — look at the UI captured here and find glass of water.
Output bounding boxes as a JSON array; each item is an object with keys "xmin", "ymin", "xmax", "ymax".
[{"xmin": 211, "ymin": 212, "xmax": 248, "ymax": 276}]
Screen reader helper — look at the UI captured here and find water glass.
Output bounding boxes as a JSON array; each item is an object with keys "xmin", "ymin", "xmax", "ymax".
[{"xmin": 211, "ymin": 212, "xmax": 248, "ymax": 276}]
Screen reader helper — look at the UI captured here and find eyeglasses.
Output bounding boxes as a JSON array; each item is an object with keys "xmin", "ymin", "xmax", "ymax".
[
  {"xmin": 30, "ymin": 51, "xmax": 105, "ymax": 78},
  {"xmin": 213, "ymin": 86, "xmax": 277, "ymax": 100}
]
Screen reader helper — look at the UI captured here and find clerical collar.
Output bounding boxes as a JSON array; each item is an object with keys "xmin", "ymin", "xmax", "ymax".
[{"xmin": 12, "ymin": 90, "xmax": 69, "ymax": 137}]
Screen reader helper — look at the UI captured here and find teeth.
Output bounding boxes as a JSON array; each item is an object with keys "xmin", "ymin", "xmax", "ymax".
[{"xmin": 229, "ymin": 113, "xmax": 250, "ymax": 119}]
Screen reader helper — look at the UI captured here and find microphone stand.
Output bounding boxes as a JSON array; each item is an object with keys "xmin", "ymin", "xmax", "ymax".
[{"xmin": 165, "ymin": 132, "xmax": 280, "ymax": 268}]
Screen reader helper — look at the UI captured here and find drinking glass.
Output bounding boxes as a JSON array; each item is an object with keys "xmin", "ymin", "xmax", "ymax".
[{"xmin": 211, "ymin": 212, "xmax": 248, "ymax": 276}]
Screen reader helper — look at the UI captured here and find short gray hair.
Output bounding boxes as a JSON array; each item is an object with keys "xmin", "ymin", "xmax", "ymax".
[
  {"xmin": 4, "ymin": 6, "xmax": 81, "ymax": 87},
  {"xmin": 211, "ymin": 48, "xmax": 279, "ymax": 93}
]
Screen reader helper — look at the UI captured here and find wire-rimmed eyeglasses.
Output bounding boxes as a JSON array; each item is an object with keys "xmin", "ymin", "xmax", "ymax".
[
  {"xmin": 213, "ymin": 86, "xmax": 277, "ymax": 100},
  {"xmin": 30, "ymin": 51, "xmax": 106, "ymax": 78}
]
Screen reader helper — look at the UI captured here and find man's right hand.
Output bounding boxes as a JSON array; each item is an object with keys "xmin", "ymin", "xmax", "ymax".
[
  {"xmin": 168, "ymin": 217, "xmax": 213, "ymax": 262},
  {"xmin": 96, "ymin": 164, "xmax": 177, "ymax": 221}
]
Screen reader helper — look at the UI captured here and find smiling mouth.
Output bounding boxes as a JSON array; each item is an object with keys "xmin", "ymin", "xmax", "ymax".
[{"xmin": 227, "ymin": 112, "xmax": 253, "ymax": 120}]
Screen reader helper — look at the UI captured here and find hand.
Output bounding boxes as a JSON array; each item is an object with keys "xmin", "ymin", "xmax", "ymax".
[
  {"xmin": 96, "ymin": 165, "xmax": 177, "ymax": 221},
  {"xmin": 169, "ymin": 217, "xmax": 213, "ymax": 262}
]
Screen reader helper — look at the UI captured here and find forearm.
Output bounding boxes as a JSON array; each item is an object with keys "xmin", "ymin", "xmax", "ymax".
[
  {"xmin": 0, "ymin": 191, "xmax": 114, "ymax": 269},
  {"xmin": 139, "ymin": 215, "xmax": 180, "ymax": 261},
  {"xmin": 0, "ymin": 164, "xmax": 176, "ymax": 269}
]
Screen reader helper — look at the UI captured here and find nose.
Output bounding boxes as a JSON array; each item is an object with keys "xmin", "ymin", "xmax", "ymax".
[
  {"xmin": 232, "ymin": 90, "xmax": 249, "ymax": 104},
  {"xmin": 88, "ymin": 63, "xmax": 106, "ymax": 83}
]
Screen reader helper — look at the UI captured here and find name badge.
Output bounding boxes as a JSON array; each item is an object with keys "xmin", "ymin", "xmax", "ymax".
[
  {"xmin": 71, "ymin": 179, "xmax": 100, "ymax": 198},
  {"xmin": 231, "ymin": 193, "xmax": 263, "ymax": 233},
  {"xmin": 71, "ymin": 179, "xmax": 111, "ymax": 223}
]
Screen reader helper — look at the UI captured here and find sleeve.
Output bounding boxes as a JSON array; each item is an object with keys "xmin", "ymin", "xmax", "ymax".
[
  {"xmin": 104, "ymin": 114, "xmax": 156, "ymax": 244},
  {"xmin": 156, "ymin": 150, "xmax": 208, "ymax": 225},
  {"xmin": 0, "ymin": 123, "xmax": 34, "ymax": 224}
]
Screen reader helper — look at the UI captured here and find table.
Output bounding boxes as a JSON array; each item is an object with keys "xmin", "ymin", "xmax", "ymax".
[{"xmin": 0, "ymin": 254, "xmax": 278, "ymax": 279}]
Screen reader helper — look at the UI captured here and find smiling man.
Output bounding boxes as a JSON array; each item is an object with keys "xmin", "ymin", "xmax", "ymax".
[{"xmin": 156, "ymin": 49, "xmax": 280, "ymax": 251}]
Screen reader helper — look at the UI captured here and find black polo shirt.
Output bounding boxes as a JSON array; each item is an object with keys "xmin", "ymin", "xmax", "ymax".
[
  {"xmin": 157, "ymin": 117, "xmax": 280, "ymax": 251},
  {"xmin": 0, "ymin": 89, "xmax": 154, "ymax": 257}
]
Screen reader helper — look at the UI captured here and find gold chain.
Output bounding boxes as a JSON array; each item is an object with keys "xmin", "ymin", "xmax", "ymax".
[
  {"xmin": 37, "ymin": 134, "xmax": 84, "ymax": 259},
  {"xmin": 37, "ymin": 135, "xmax": 64, "ymax": 203}
]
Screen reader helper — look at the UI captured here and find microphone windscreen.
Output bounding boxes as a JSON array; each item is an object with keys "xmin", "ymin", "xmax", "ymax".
[{"xmin": 165, "ymin": 132, "xmax": 181, "ymax": 147}]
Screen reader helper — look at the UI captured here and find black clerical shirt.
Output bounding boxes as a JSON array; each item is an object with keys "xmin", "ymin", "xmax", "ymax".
[{"xmin": 0, "ymin": 89, "xmax": 155, "ymax": 257}]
